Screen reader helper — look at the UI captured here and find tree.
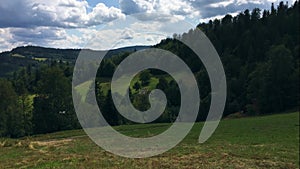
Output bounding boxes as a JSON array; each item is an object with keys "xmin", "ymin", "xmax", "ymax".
[
  {"xmin": 100, "ymin": 60, "xmax": 116, "ymax": 77},
  {"xmin": 33, "ymin": 66, "xmax": 78, "ymax": 134},
  {"xmin": 246, "ymin": 63, "xmax": 267, "ymax": 115},
  {"xmin": 102, "ymin": 90, "xmax": 118, "ymax": 126},
  {"xmin": 0, "ymin": 79, "xmax": 24, "ymax": 138},
  {"xmin": 222, "ymin": 14, "xmax": 233, "ymax": 25},
  {"xmin": 156, "ymin": 78, "xmax": 168, "ymax": 91},
  {"xmin": 133, "ymin": 81, "xmax": 141, "ymax": 91},
  {"xmin": 247, "ymin": 45, "xmax": 295, "ymax": 114},
  {"xmin": 264, "ymin": 45, "xmax": 295, "ymax": 112},
  {"xmin": 140, "ymin": 71, "xmax": 151, "ymax": 86},
  {"xmin": 251, "ymin": 8, "xmax": 261, "ymax": 21}
]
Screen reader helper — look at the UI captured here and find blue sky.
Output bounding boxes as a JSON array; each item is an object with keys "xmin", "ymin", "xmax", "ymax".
[
  {"xmin": 0, "ymin": 0, "xmax": 297, "ymax": 51},
  {"xmin": 88, "ymin": 0, "xmax": 119, "ymax": 7}
]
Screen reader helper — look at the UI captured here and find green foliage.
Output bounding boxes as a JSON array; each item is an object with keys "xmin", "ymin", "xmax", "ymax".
[
  {"xmin": 156, "ymin": 77, "xmax": 168, "ymax": 90},
  {"xmin": 99, "ymin": 60, "xmax": 116, "ymax": 77},
  {"xmin": 101, "ymin": 90, "xmax": 119, "ymax": 126},
  {"xmin": 139, "ymin": 71, "xmax": 151, "ymax": 86},
  {"xmin": 197, "ymin": 1, "xmax": 299, "ymax": 116},
  {"xmin": 133, "ymin": 81, "xmax": 141, "ymax": 91},
  {"xmin": 0, "ymin": 79, "xmax": 24, "ymax": 138},
  {"xmin": 247, "ymin": 45, "xmax": 297, "ymax": 114},
  {"xmin": 32, "ymin": 66, "xmax": 79, "ymax": 134}
]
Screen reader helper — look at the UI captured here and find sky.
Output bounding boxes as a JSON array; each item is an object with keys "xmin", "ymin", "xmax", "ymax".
[{"xmin": 0, "ymin": 0, "xmax": 297, "ymax": 52}]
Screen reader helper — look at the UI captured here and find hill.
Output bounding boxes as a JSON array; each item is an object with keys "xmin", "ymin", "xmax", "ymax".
[{"xmin": 0, "ymin": 45, "xmax": 150, "ymax": 77}]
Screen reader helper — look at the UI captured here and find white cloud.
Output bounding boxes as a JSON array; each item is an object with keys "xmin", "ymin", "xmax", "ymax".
[
  {"xmin": 120, "ymin": 28, "xmax": 135, "ymax": 40},
  {"xmin": 0, "ymin": 0, "xmax": 126, "ymax": 51},
  {"xmin": 236, "ymin": 0, "xmax": 264, "ymax": 5},
  {"xmin": 209, "ymin": 0, "xmax": 235, "ymax": 8},
  {"xmin": 0, "ymin": 0, "xmax": 125, "ymax": 28},
  {"xmin": 0, "ymin": 29, "xmax": 14, "ymax": 52},
  {"xmin": 0, "ymin": 27, "xmax": 87, "ymax": 51},
  {"xmin": 80, "ymin": 15, "xmax": 194, "ymax": 50},
  {"xmin": 130, "ymin": 21, "xmax": 163, "ymax": 32},
  {"xmin": 87, "ymin": 3, "xmax": 125, "ymax": 26},
  {"xmin": 120, "ymin": 0, "xmax": 200, "ymax": 22}
]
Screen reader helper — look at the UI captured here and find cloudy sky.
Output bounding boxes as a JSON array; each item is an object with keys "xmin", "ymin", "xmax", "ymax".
[{"xmin": 0, "ymin": 0, "xmax": 296, "ymax": 52}]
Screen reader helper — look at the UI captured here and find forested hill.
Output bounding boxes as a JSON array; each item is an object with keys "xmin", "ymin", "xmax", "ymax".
[
  {"xmin": 0, "ymin": 1, "xmax": 298, "ymax": 138},
  {"xmin": 155, "ymin": 1, "xmax": 299, "ymax": 117},
  {"xmin": 0, "ymin": 45, "xmax": 149, "ymax": 77},
  {"xmin": 8, "ymin": 45, "xmax": 149, "ymax": 60}
]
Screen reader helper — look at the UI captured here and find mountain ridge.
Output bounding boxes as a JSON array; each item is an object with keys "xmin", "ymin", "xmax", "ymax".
[{"xmin": 0, "ymin": 45, "xmax": 151, "ymax": 77}]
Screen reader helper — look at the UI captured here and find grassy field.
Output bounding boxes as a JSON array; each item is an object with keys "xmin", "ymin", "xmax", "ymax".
[
  {"xmin": 0, "ymin": 112, "xmax": 299, "ymax": 169},
  {"xmin": 11, "ymin": 54, "xmax": 26, "ymax": 58}
]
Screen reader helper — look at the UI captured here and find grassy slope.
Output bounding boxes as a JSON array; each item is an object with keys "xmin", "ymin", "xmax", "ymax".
[
  {"xmin": 75, "ymin": 75, "xmax": 161, "ymax": 99},
  {"xmin": 0, "ymin": 112, "xmax": 299, "ymax": 169}
]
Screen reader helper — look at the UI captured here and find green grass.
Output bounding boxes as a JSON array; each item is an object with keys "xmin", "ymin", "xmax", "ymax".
[
  {"xmin": 32, "ymin": 57, "xmax": 48, "ymax": 62},
  {"xmin": 99, "ymin": 82, "xmax": 111, "ymax": 95},
  {"xmin": 11, "ymin": 54, "xmax": 26, "ymax": 58},
  {"xmin": 0, "ymin": 112, "xmax": 299, "ymax": 169},
  {"xmin": 75, "ymin": 80, "xmax": 93, "ymax": 101}
]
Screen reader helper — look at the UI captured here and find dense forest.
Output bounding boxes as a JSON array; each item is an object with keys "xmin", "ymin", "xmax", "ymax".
[{"xmin": 0, "ymin": 1, "xmax": 299, "ymax": 138}]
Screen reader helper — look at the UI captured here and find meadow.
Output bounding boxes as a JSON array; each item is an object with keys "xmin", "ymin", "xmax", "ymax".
[{"xmin": 0, "ymin": 112, "xmax": 299, "ymax": 169}]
